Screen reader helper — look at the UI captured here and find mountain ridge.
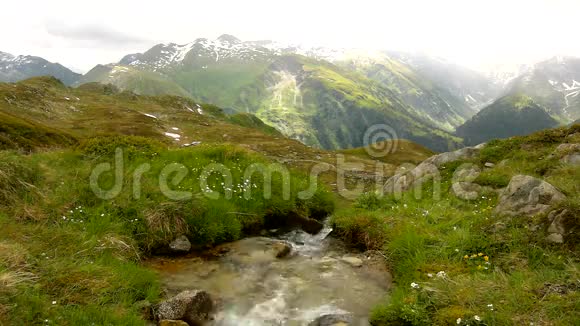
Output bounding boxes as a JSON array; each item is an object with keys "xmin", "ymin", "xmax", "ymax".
[
  {"xmin": 0, "ymin": 51, "xmax": 81, "ymax": 85},
  {"xmin": 456, "ymin": 93, "xmax": 560, "ymax": 145}
]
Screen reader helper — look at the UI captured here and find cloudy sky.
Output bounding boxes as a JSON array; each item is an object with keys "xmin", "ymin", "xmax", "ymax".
[{"xmin": 2, "ymin": 0, "xmax": 579, "ymax": 73}]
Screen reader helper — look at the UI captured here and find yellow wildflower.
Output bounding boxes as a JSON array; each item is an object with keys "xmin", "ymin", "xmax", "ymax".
[
  {"xmin": 484, "ymin": 256, "xmax": 489, "ymax": 261},
  {"xmin": 478, "ymin": 253, "xmax": 484, "ymax": 257},
  {"xmin": 464, "ymin": 255, "xmax": 469, "ymax": 259}
]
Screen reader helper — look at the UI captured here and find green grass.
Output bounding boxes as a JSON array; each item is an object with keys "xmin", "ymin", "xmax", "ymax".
[
  {"xmin": 338, "ymin": 139, "xmax": 435, "ymax": 166},
  {"xmin": 332, "ymin": 125, "xmax": 580, "ymax": 325},
  {"xmin": 0, "ymin": 111, "xmax": 77, "ymax": 151},
  {"xmin": 0, "ymin": 137, "xmax": 335, "ymax": 324}
]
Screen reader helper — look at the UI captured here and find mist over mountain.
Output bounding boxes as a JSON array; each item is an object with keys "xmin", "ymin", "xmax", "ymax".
[{"xmin": 503, "ymin": 56, "xmax": 580, "ymax": 123}]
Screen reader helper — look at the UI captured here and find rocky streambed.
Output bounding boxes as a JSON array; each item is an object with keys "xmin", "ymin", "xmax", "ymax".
[{"xmin": 148, "ymin": 224, "xmax": 391, "ymax": 325}]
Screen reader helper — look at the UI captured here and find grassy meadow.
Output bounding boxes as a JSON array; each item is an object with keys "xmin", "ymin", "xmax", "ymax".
[
  {"xmin": 0, "ymin": 137, "xmax": 334, "ymax": 325},
  {"xmin": 332, "ymin": 125, "xmax": 580, "ymax": 325}
]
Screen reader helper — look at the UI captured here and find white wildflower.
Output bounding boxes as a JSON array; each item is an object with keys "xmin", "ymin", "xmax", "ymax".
[
  {"xmin": 474, "ymin": 315, "xmax": 481, "ymax": 321},
  {"xmin": 410, "ymin": 282, "xmax": 420, "ymax": 289},
  {"xmin": 436, "ymin": 271, "xmax": 447, "ymax": 278},
  {"xmin": 456, "ymin": 318, "xmax": 462, "ymax": 324}
]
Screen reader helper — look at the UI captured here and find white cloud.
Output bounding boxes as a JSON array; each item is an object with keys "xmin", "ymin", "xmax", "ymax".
[{"xmin": 1, "ymin": 0, "xmax": 579, "ymax": 73}]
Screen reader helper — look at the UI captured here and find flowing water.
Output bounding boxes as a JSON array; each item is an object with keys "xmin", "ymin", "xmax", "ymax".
[{"xmin": 149, "ymin": 224, "xmax": 390, "ymax": 325}]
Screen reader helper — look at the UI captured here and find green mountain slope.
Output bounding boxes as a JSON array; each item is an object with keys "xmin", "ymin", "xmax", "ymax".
[
  {"xmin": 456, "ymin": 93, "xmax": 560, "ymax": 145},
  {"xmin": 77, "ymin": 36, "xmax": 463, "ymax": 152},
  {"xmin": 0, "ymin": 111, "xmax": 77, "ymax": 151},
  {"xmin": 506, "ymin": 56, "xmax": 580, "ymax": 123},
  {"xmin": 336, "ymin": 53, "xmax": 480, "ymax": 131}
]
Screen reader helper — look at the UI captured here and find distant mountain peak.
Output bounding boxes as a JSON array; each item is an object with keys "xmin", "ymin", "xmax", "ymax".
[
  {"xmin": 217, "ymin": 34, "xmax": 241, "ymax": 44},
  {"xmin": 0, "ymin": 51, "xmax": 15, "ymax": 62},
  {"xmin": 0, "ymin": 51, "xmax": 80, "ymax": 85}
]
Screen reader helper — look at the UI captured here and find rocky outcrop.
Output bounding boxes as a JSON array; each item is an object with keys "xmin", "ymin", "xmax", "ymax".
[
  {"xmin": 494, "ymin": 175, "xmax": 566, "ymax": 216},
  {"xmin": 453, "ymin": 164, "xmax": 481, "ymax": 182},
  {"xmin": 385, "ymin": 145, "xmax": 484, "ymax": 194},
  {"xmin": 169, "ymin": 235, "xmax": 192, "ymax": 254},
  {"xmin": 154, "ymin": 290, "xmax": 213, "ymax": 325},
  {"xmin": 551, "ymin": 143, "xmax": 580, "ymax": 165},
  {"xmin": 309, "ymin": 314, "xmax": 354, "ymax": 326},
  {"xmin": 450, "ymin": 164, "xmax": 494, "ymax": 200},
  {"xmin": 562, "ymin": 153, "xmax": 580, "ymax": 165},
  {"xmin": 554, "ymin": 143, "xmax": 580, "ymax": 155},
  {"xmin": 423, "ymin": 144, "xmax": 484, "ymax": 167}
]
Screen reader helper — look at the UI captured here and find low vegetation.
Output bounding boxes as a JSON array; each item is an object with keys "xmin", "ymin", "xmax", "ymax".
[
  {"xmin": 2, "ymin": 76, "xmax": 578, "ymax": 325},
  {"xmin": 333, "ymin": 125, "xmax": 580, "ymax": 325},
  {"xmin": 0, "ymin": 136, "xmax": 334, "ymax": 324},
  {"xmin": 338, "ymin": 139, "xmax": 434, "ymax": 166}
]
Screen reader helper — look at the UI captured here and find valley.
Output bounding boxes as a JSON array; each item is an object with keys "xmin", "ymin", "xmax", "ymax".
[{"xmin": 1, "ymin": 28, "xmax": 580, "ymax": 326}]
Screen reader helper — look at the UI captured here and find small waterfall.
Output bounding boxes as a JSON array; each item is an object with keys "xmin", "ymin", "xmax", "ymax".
[{"xmin": 149, "ymin": 218, "xmax": 387, "ymax": 326}]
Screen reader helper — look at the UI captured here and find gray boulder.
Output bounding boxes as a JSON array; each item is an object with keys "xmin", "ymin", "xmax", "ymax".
[
  {"xmin": 545, "ymin": 209, "xmax": 577, "ymax": 244},
  {"xmin": 554, "ymin": 143, "xmax": 580, "ymax": 154},
  {"xmin": 453, "ymin": 164, "xmax": 481, "ymax": 182},
  {"xmin": 154, "ymin": 290, "xmax": 213, "ymax": 325},
  {"xmin": 494, "ymin": 175, "xmax": 566, "ymax": 216},
  {"xmin": 552, "ymin": 143, "xmax": 580, "ymax": 165},
  {"xmin": 424, "ymin": 145, "xmax": 483, "ymax": 167},
  {"xmin": 452, "ymin": 182, "xmax": 485, "ymax": 201},
  {"xmin": 309, "ymin": 314, "xmax": 354, "ymax": 326},
  {"xmin": 562, "ymin": 154, "xmax": 580, "ymax": 165},
  {"xmin": 546, "ymin": 233, "xmax": 564, "ymax": 243},
  {"xmin": 169, "ymin": 235, "xmax": 192, "ymax": 254}
]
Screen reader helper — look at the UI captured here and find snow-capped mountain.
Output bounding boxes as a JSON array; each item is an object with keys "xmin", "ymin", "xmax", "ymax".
[
  {"xmin": 82, "ymin": 35, "xmax": 500, "ymax": 134},
  {"xmin": 79, "ymin": 35, "xmax": 470, "ymax": 152},
  {"xmin": 504, "ymin": 56, "xmax": 580, "ymax": 122},
  {"xmin": 119, "ymin": 34, "xmax": 278, "ymax": 71},
  {"xmin": 0, "ymin": 51, "xmax": 81, "ymax": 85}
]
